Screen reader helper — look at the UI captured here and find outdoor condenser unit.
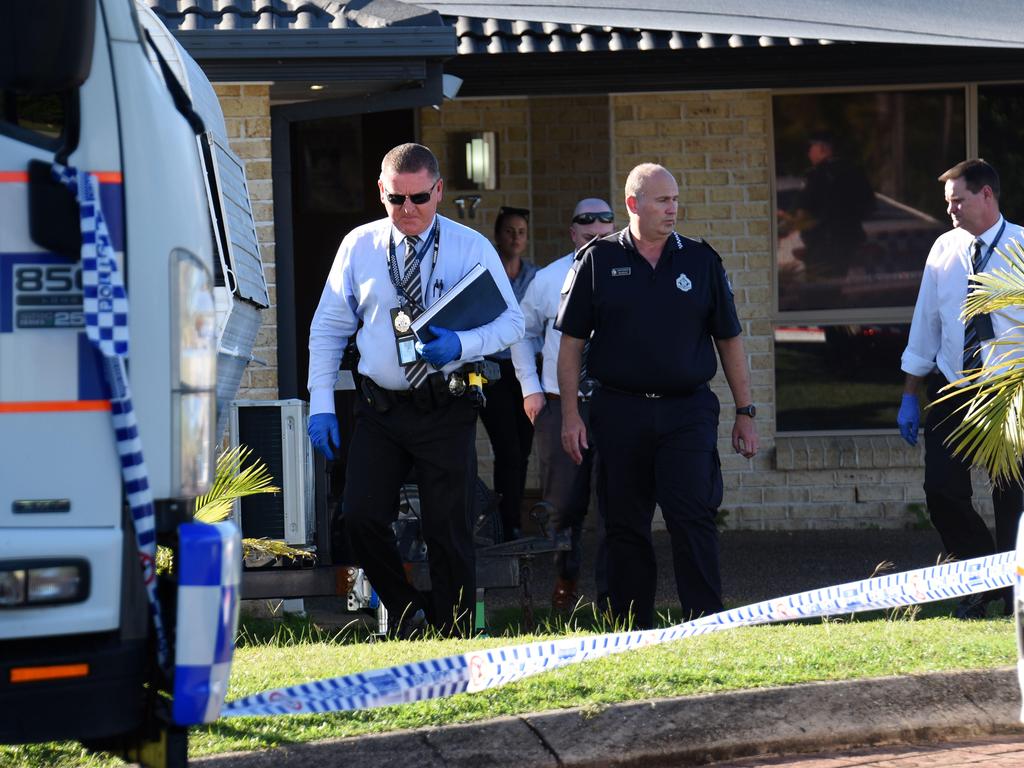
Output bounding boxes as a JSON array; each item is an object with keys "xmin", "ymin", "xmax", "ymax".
[{"xmin": 228, "ymin": 399, "xmax": 315, "ymax": 547}]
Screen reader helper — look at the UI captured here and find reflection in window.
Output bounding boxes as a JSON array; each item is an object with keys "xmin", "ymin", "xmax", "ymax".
[
  {"xmin": 979, "ymin": 83, "xmax": 1024, "ymax": 226},
  {"xmin": 774, "ymin": 90, "xmax": 965, "ymax": 312},
  {"xmin": 775, "ymin": 324, "xmax": 912, "ymax": 432}
]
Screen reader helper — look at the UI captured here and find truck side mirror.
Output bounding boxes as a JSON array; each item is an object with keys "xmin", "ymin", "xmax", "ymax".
[{"xmin": 0, "ymin": 0, "xmax": 96, "ymax": 93}]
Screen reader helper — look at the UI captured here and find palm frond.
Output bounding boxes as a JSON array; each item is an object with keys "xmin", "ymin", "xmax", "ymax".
[
  {"xmin": 194, "ymin": 444, "xmax": 280, "ymax": 524},
  {"xmin": 940, "ymin": 366, "xmax": 1024, "ymax": 486},
  {"xmin": 962, "ymin": 238, "xmax": 1024, "ymax": 319},
  {"xmin": 243, "ymin": 537, "xmax": 316, "ymax": 562}
]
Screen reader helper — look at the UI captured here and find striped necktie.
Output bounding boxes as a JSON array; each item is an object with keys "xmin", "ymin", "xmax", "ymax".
[
  {"xmin": 962, "ymin": 237, "xmax": 985, "ymax": 374},
  {"xmin": 402, "ymin": 235, "xmax": 430, "ymax": 387}
]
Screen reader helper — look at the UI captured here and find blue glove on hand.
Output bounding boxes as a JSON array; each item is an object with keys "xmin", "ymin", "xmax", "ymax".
[
  {"xmin": 897, "ymin": 393, "xmax": 920, "ymax": 446},
  {"xmin": 416, "ymin": 326, "xmax": 461, "ymax": 367},
  {"xmin": 308, "ymin": 412, "xmax": 340, "ymax": 460}
]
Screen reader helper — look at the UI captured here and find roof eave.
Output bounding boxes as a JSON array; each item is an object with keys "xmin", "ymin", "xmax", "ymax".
[{"xmin": 173, "ymin": 27, "xmax": 457, "ymax": 61}]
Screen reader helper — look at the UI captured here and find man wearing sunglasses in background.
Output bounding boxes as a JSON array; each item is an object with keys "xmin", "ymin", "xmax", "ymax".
[
  {"xmin": 511, "ymin": 199, "xmax": 616, "ymax": 612},
  {"xmin": 307, "ymin": 143, "xmax": 524, "ymax": 637}
]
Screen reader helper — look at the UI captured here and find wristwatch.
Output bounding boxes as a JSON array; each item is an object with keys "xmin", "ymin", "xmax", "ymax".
[{"xmin": 736, "ymin": 404, "xmax": 757, "ymax": 418}]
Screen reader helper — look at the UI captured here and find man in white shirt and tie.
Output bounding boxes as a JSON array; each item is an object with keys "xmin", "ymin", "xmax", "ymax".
[
  {"xmin": 511, "ymin": 198, "xmax": 616, "ymax": 611},
  {"xmin": 307, "ymin": 143, "xmax": 524, "ymax": 637},
  {"xmin": 898, "ymin": 158, "xmax": 1024, "ymax": 619}
]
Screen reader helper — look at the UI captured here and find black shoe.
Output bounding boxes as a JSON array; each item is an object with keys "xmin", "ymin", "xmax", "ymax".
[{"xmin": 954, "ymin": 594, "xmax": 987, "ymax": 620}]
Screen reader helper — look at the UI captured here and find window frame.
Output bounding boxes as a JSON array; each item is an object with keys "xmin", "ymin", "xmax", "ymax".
[{"xmin": 769, "ymin": 81, "xmax": 977, "ymax": 436}]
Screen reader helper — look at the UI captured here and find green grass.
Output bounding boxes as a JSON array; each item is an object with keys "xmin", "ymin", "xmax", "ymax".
[{"xmin": 2, "ymin": 608, "xmax": 1016, "ymax": 768}]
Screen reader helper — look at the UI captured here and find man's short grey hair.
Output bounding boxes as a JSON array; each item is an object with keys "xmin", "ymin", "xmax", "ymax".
[
  {"xmin": 625, "ymin": 163, "xmax": 671, "ymax": 200},
  {"xmin": 381, "ymin": 143, "xmax": 440, "ymax": 180}
]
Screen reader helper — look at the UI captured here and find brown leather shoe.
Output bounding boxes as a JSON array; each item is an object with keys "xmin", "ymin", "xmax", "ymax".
[{"xmin": 551, "ymin": 578, "xmax": 578, "ymax": 613}]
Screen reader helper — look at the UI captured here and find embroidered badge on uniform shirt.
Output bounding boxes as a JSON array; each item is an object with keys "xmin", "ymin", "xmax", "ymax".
[
  {"xmin": 611, "ymin": 267, "xmax": 631, "ymax": 277},
  {"xmin": 676, "ymin": 273, "xmax": 692, "ymax": 292}
]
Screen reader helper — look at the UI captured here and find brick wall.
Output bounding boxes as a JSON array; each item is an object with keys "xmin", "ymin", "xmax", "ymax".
[
  {"xmin": 215, "ymin": 83, "xmax": 278, "ymax": 401},
  {"xmin": 529, "ymin": 96, "xmax": 612, "ymax": 264},
  {"xmin": 420, "ymin": 97, "xmax": 531, "ymax": 250}
]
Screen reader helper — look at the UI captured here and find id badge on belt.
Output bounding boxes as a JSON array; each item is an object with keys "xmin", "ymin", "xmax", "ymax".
[{"xmin": 391, "ymin": 306, "xmax": 419, "ymax": 366}]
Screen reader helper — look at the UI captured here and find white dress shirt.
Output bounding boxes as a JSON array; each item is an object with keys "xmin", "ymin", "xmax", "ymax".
[
  {"xmin": 308, "ymin": 214, "xmax": 525, "ymax": 415},
  {"xmin": 902, "ymin": 215, "xmax": 1024, "ymax": 384},
  {"xmin": 511, "ymin": 252, "xmax": 575, "ymax": 397}
]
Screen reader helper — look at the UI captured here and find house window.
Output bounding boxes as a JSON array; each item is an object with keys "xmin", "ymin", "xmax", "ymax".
[
  {"xmin": 772, "ymin": 87, "xmax": 966, "ymax": 432},
  {"xmin": 978, "ymin": 83, "xmax": 1024, "ymax": 225}
]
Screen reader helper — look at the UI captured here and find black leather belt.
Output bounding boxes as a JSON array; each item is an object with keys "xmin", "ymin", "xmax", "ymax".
[{"xmin": 362, "ymin": 363, "xmax": 492, "ymax": 413}]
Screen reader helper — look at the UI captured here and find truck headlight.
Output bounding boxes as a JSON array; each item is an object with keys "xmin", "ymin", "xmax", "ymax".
[
  {"xmin": 171, "ymin": 249, "xmax": 217, "ymax": 497},
  {"xmin": 0, "ymin": 561, "xmax": 89, "ymax": 607}
]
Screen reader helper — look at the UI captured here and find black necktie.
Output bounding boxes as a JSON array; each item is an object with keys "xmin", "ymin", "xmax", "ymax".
[
  {"xmin": 402, "ymin": 235, "xmax": 429, "ymax": 387},
  {"xmin": 962, "ymin": 237, "xmax": 985, "ymax": 374}
]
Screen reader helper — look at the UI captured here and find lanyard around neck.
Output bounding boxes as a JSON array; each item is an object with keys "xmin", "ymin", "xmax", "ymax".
[
  {"xmin": 972, "ymin": 219, "xmax": 1006, "ymax": 275},
  {"xmin": 387, "ymin": 219, "xmax": 440, "ymax": 309}
]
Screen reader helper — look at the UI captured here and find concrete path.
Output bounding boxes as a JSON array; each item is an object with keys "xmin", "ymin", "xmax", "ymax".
[{"xmin": 196, "ymin": 667, "xmax": 1024, "ymax": 767}]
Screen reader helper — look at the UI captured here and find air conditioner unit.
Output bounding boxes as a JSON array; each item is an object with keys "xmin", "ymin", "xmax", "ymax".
[{"xmin": 228, "ymin": 399, "xmax": 314, "ymax": 546}]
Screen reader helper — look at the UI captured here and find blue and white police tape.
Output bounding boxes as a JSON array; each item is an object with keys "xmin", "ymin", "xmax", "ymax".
[
  {"xmin": 221, "ymin": 550, "xmax": 1016, "ymax": 719},
  {"xmin": 53, "ymin": 164, "xmax": 169, "ymax": 669},
  {"xmin": 174, "ymin": 522, "xmax": 243, "ymax": 726}
]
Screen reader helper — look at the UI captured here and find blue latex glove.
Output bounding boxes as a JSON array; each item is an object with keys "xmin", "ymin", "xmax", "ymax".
[
  {"xmin": 897, "ymin": 394, "xmax": 920, "ymax": 446},
  {"xmin": 308, "ymin": 413, "xmax": 340, "ymax": 460},
  {"xmin": 415, "ymin": 326, "xmax": 461, "ymax": 367}
]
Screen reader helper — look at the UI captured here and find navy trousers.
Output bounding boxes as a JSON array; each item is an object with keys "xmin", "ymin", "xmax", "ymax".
[{"xmin": 590, "ymin": 385, "xmax": 724, "ymax": 628}]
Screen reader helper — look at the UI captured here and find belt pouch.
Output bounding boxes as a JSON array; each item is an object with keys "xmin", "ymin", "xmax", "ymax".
[{"xmin": 360, "ymin": 378, "xmax": 391, "ymax": 413}]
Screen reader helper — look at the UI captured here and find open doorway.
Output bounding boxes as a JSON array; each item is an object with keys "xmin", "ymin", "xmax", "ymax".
[{"xmin": 288, "ymin": 108, "xmax": 416, "ymax": 396}]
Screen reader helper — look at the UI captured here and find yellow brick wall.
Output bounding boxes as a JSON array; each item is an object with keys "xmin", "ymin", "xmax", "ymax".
[
  {"xmin": 215, "ymin": 83, "xmax": 278, "ymax": 401},
  {"xmin": 529, "ymin": 96, "xmax": 612, "ymax": 264},
  {"xmin": 420, "ymin": 97, "xmax": 532, "ymax": 250}
]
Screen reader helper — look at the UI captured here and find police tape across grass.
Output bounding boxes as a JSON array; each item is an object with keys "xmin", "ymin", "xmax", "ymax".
[{"xmin": 1, "ymin": 613, "xmax": 1014, "ymax": 768}]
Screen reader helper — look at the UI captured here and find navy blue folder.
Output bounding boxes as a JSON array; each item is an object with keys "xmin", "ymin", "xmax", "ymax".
[{"xmin": 411, "ymin": 263, "xmax": 508, "ymax": 343}]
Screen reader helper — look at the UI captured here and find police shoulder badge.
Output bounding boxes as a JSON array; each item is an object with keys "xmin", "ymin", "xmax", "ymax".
[{"xmin": 676, "ymin": 273, "xmax": 692, "ymax": 292}]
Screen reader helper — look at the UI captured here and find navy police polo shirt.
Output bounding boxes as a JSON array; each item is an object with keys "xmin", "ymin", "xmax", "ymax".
[{"xmin": 555, "ymin": 227, "xmax": 742, "ymax": 394}]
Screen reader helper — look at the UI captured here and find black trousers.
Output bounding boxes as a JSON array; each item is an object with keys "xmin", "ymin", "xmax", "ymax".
[
  {"xmin": 479, "ymin": 358, "xmax": 535, "ymax": 537},
  {"xmin": 590, "ymin": 386, "xmax": 724, "ymax": 629},
  {"xmin": 342, "ymin": 393, "xmax": 478, "ymax": 635},
  {"xmin": 924, "ymin": 375, "xmax": 1023, "ymax": 605}
]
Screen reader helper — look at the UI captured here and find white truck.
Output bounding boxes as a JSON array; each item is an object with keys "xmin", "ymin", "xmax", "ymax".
[{"xmin": 0, "ymin": 1, "xmax": 267, "ymax": 764}]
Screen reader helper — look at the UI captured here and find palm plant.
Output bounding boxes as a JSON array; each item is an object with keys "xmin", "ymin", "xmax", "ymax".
[
  {"xmin": 939, "ymin": 238, "xmax": 1024, "ymax": 485},
  {"xmin": 156, "ymin": 444, "xmax": 313, "ymax": 573}
]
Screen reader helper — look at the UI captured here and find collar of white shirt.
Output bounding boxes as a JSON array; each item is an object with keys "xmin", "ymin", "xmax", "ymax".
[
  {"xmin": 975, "ymin": 215, "xmax": 1005, "ymax": 250},
  {"xmin": 390, "ymin": 216, "xmax": 437, "ymax": 251}
]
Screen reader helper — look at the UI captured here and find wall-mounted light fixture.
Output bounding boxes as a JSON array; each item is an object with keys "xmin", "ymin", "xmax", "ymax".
[
  {"xmin": 449, "ymin": 131, "xmax": 497, "ymax": 190},
  {"xmin": 453, "ymin": 195, "xmax": 482, "ymax": 220}
]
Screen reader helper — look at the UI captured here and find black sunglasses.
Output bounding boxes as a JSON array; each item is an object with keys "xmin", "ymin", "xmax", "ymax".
[
  {"xmin": 572, "ymin": 211, "xmax": 614, "ymax": 225},
  {"xmin": 385, "ymin": 178, "xmax": 440, "ymax": 206}
]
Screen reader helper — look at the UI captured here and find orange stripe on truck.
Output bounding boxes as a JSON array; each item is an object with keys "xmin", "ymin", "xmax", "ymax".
[
  {"xmin": 0, "ymin": 171, "xmax": 122, "ymax": 183},
  {"xmin": 0, "ymin": 400, "xmax": 111, "ymax": 414},
  {"xmin": 11, "ymin": 664, "xmax": 90, "ymax": 683}
]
